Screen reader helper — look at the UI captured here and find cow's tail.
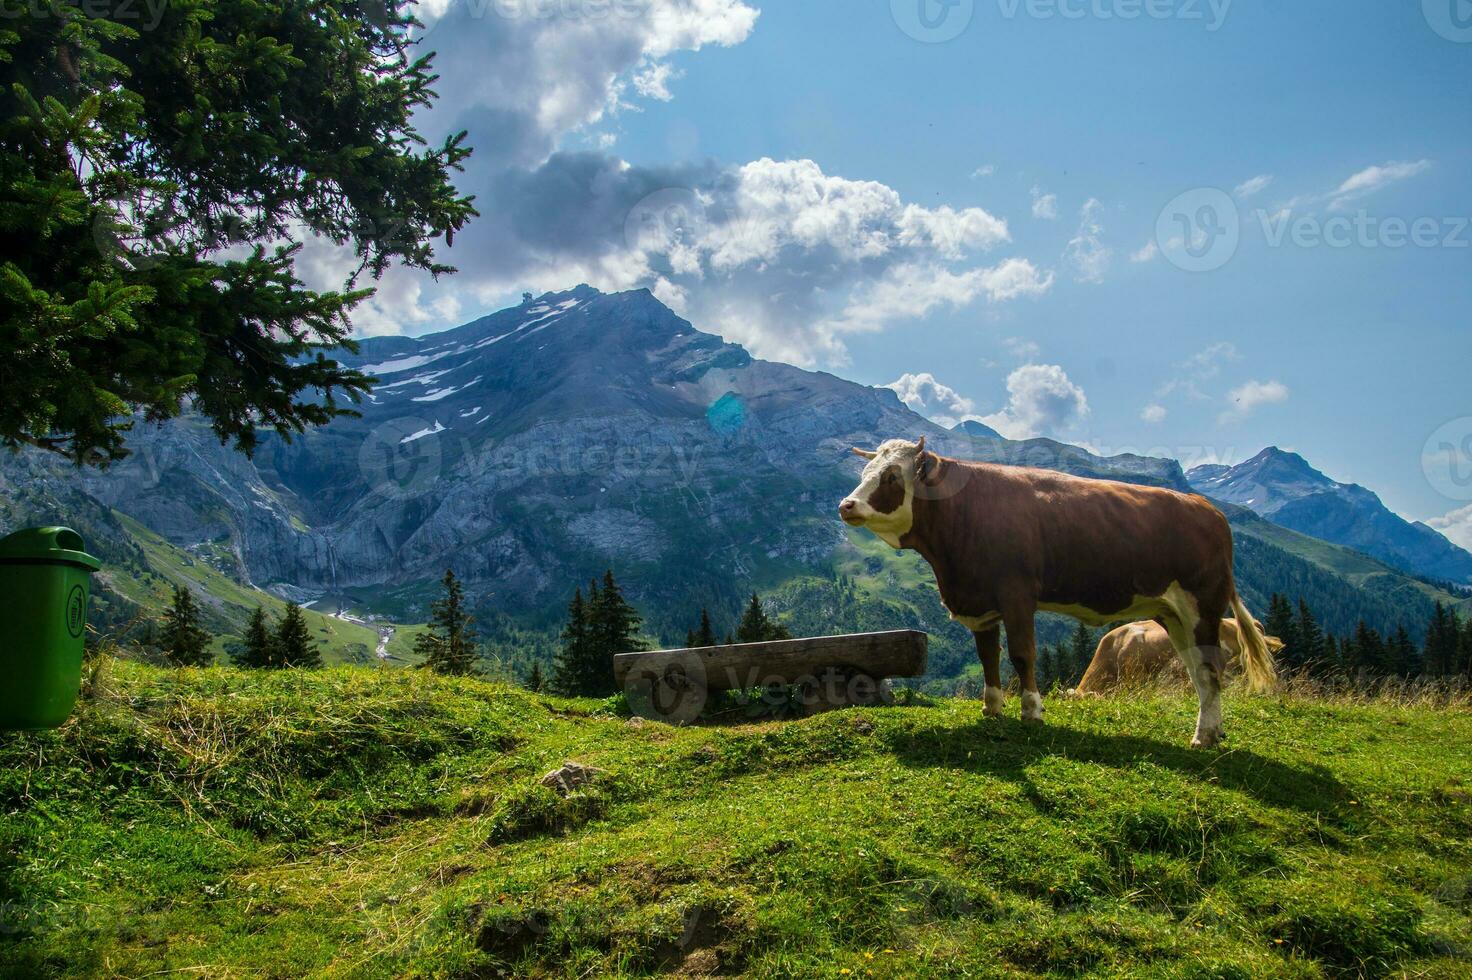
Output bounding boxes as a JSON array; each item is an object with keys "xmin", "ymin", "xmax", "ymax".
[{"xmin": 1229, "ymin": 591, "xmax": 1278, "ymax": 693}]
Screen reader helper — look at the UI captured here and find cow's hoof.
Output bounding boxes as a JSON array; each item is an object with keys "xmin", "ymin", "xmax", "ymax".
[
  {"xmin": 1191, "ymin": 728, "xmax": 1223, "ymax": 749},
  {"xmin": 1020, "ymin": 691, "xmax": 1044, "ymax": 722},
  {"xmin": 982, "ymin": 687, "xmax": 1004, "ymax": 718}
]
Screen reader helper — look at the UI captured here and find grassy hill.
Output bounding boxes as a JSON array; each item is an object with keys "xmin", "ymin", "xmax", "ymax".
[{"xmin": 3, "ymin": 662, "xmax": 1469, "ymax": 977}]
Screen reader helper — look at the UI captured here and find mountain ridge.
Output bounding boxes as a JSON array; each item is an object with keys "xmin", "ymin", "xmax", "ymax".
[{"xmin": 1188, "ymin": 447, "xmax": 1472, "ymax": 586}]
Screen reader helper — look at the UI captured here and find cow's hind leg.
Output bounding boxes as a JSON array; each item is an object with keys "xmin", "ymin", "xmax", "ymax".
[
  {"xmin": 1160, "ymin": 587, "xmax": 1225, "ymax": 748},
  {"xmin": 975, "ymin": 627, "xmax": 1004, "ymax": 718},
  {"xmin": 1003, "ymin": 603, "xmax": 1044, "ymax": 722}
]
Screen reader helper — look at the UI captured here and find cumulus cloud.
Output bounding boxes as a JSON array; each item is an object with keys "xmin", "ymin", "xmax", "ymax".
[
  {"xmin": 1427, "ymin": 503, "xmax": 1472, "ymax": 553},
  {"xmin": 1130, "ymin": 239, "xmax": 1158, "ymax": 263},
  {"xmin": 981, "ymin": 364, "xmax": 1090, "ymax": 440},
  {"xmin": 1234, "ymin": 174, "xmax": 1273, "ymax": 199},
  {"xmin": 971, "ymin": 164, "xmax": 996, "ymax": 178},
  {"xmin": 291, "ymin": 1, "xmax": 1053, "ymax": 366},
  {"xmin": 1219, "ymin": 379, "xmax": 1289, "ymax": 423},
  {"xmin": 882, "ymin": 372, "xmax": 978, "ymax": 429},
  {"xmin": 1031, "ymin": 186, "xmax": 1058, "ymax": 220},
  {"xmin": 1141, "ymin": 403, "xmax": 1167, "ymax": 423},
  {"xmin": 1064, "ymin": 198, "xmax": 1110, "ymax": 284}
]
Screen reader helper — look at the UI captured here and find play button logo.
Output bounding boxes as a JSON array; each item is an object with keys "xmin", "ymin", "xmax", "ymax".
[{"xmin": 1424, "ymin": 0, "xmax": 1472, "ymax": 41}]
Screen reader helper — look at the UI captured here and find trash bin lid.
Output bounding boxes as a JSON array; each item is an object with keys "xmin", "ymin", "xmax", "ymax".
[{"xmin": 0, "ymin": 527, "xmax": 102, "ymax": 572}]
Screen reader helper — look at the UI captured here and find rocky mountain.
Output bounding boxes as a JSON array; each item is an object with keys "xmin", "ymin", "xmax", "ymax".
[
  {"xmin": 3, "ymin": 286, "xmax": 1467, "ymax": 669},
  {"xmin": 1188, "ymin": 448, "xmax": 1472, "ymax": 587}
]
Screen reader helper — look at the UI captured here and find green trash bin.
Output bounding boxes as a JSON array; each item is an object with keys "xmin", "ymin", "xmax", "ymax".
[{"xmin": 0, "ymin": 527, "xmax": 101, "ymax": 729}]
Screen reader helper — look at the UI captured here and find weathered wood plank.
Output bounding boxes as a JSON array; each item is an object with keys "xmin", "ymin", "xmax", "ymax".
[{"xmin": 612, "ymin": 630, "xmax": 927, "ymax": 694}]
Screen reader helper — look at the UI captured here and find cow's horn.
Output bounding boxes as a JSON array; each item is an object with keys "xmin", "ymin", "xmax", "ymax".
[
  {"xmin": 915, "ymin": 435, "xmax": 926, "ymax": 453},
  {"xmin": 851, "ymin": 447, "xmax": 878, "ymax": 460}
]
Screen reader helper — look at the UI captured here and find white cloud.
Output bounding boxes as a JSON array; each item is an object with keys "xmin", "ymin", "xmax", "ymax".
[
  {"xmin": 1426, "ymin": 503, "xmax": 1472, "ymax": 553},
  {"xmin": 1064, "ymin": 198, "xmax": 1111, "ymax": 284},
  {"xmin": 1332, "ymin": 159, "xmax": 1432, "ymax": 205},
  {"xmin": 1130, "ymin": 239, "xmax": 1159, "ymax": 263},
  {"xmin": 1141, "ymin": 403, "xmax": 1167, "ymax": 423},
  {"xmin": 1002, "ymin": 336, "xmax": 1041, "ymax": 361},
  {"xmin": 799, "ymin": 258, "xmax": 1052, "ymax": 365},
  {"xmin": 971, "ymin": 164, "xmax": 996, "ymax": 178},
  {"xmin": 981, "ymin": 364, "xmax": 1090, "ymax": 440},
  {"xmin": 287, "ymin": 0, "xmax": 1058, "ymax": 370},
  {"xmin": 1234, "ymin": 174, "xmax": 1273, "ymax": 199},
  {"xmin": 1273, "ymin": 160, "xmax": 1433, "ymax": 216},
  {"xmin": 1218, "ymin": 379, "xmax": 1289, "ymax": 424},
  {"xmin": 882, "ymin": 372, "xmax": 978, "ymax": 429},
  {"xmin": 1030, "ymin": 186, "xmax": 1058, "ymax": 220},
  {"xmin": 1184, "ymin": 341, "xmax": 1239, "ymax": 378},
  {"xmin": 632, "ymin": 61, "xmax": 682, "ymax": 101}
]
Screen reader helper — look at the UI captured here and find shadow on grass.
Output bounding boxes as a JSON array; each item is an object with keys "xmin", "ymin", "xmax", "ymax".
[{"xmin": 885, "ymin": 717, "xmax": 1352, "ymax": 818}]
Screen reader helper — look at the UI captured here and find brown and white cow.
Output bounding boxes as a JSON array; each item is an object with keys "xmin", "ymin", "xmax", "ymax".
[
  {"xmin": 838, "ymin": 437, "xmax": 1276, "ymax": 747},
  {"xmin": 1074, "ymin": 619, "xmax": 1286, "ymax": 695}
]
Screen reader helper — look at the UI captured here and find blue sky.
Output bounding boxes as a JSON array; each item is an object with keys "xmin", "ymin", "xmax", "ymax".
[{"xmin": 323, "ymin": 0, "xmax": 1472, "ymax": 534}]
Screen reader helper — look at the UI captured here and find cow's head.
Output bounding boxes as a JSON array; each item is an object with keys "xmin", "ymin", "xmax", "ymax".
[{"xmin": 838, "ymin": 436, "xmax": 933, "ymax": 541}]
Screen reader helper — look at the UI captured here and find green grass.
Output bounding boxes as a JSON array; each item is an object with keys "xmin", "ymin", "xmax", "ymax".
[{"xmin": 2, "ymin": 661, "xmax": 1470, "ymax": 977}]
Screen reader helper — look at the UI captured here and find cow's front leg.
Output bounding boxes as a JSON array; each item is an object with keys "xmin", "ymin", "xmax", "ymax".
[
  {"xmin": 1003, "ymin": 603, "xmax": 1044, "ymax": 722},
  {"xmin": 974, "ymin": 627, "xmax": 1004, "ymax": 717}
]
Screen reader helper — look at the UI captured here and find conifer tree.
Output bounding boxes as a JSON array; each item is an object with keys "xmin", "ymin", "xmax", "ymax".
[
  {"xmin": 162, "ymin": 585, "xmax": 213, "ymax": 667},
  {"xmin": 694, "ymin": 608, "xmax": 717, "ymax": 648},
  {"xmin": 1293, "ymin": 598, "xmax": 1324, "ymax": 670},
  {"xmin": 275, "ymin": 603, "xmax": 322, "ymax": 669},
  {"xmin": 551, "ymin": 587, "xmax": 590, "ymax": 695},
  {"xmin": 1067, "ymin": 621, "xmax": 1095, "ymax": 686},
  {"xmin": 588, "ymin": 570, "xmax": 644, "ymax": 667},
  {"xmin": 1423, "ymin": 603, "xmax": 1458, "ymax": 676},
  {"xmin": 1388, "ymin": 625, "xmax": 1419, "ymax": 677},
  {"xmin": 1, "ymin": 0, "xmax": 476, "ymax": 464},
  {"xmin": 416, "ymin": 569, "xmax": 478, "ymax": 675},
  {"xmin": 736, "ymin": 594, "xmax": 792, "ymax": 644},
  {"xmin": 233, "ymin": 606, "xmax": 276, "ymax": 669},
  {"xmin": 526, "ymin": 662, "xmax": 545, "ymax": 693},
  {"xmin": 1264, "ymin": 593, "xmax": 1299, "ymax": 654}
]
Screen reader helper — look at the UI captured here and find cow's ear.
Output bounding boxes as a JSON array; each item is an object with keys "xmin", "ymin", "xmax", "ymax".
[
  {"xmin": 851, "ymin": 447, "xmax": 878, "ymax": 460},
  {"xmin": 915, "ymin": 450, "xmax": 936, "ymax": 483}
]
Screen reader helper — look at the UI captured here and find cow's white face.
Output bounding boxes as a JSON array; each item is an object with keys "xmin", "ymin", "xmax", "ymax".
[{"xmin": 838, "ymin": 437, "xmax": 927, "ymax": 547}]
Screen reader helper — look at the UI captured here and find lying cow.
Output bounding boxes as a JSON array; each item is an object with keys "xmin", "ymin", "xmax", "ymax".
[
  {"xmin": 1075, "ymin": 618, "xmax": 1286, "ymax": 695},
  {"xmin": 839, "ymin": 436, "xmax": 1276, "ymax": 747}
]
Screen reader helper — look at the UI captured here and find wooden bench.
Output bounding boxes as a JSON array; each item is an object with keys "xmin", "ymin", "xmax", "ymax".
[{"xmin": 613, "ymin": 630, "xmax": 928, "ymax": 722}]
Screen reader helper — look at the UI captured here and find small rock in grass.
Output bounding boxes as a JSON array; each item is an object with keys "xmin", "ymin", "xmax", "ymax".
[{"xmin": 539, "ymin": 761, "xmax": 605, "ymax": 797}]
